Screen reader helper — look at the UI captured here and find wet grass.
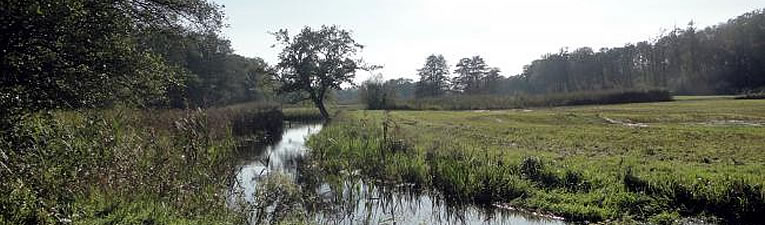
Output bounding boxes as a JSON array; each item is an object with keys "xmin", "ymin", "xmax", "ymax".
[{"xmin": 307, "ymin": 98, "xmax": 765, "ymax": 224}]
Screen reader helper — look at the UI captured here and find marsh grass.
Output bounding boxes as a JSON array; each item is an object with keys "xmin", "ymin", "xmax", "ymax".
[
  {"xmin": 247, "ymin": 173, "xmax": 310, "ymax": 225},
  {"xmin": 307, "ymin": 98, "xmax": 765, "ymax": 224},
  {"xmin": 0, "ymin": 104, "xmax": 286, "ymax": 224},
  {"xmin": 282, "ymin": 104, "xmax": 363, "ymax": 121},
  {"xmin": 282, "ymin": 107, "xmax": 325, "ymax": 121}
]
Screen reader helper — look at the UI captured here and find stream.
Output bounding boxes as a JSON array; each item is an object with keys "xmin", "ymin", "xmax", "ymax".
[{"xmin": 231, "ymin": 121, "xmax": 567, "ymax": 225}]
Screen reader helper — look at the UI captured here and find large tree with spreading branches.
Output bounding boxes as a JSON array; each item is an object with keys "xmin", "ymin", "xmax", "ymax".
[{"xmin": 272, "ymin": 25, "xmax": 375, "ymax": 120}]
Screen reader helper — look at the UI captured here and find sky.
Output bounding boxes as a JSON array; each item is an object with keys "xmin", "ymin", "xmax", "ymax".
[{"xmin": 213, "ymin": 0, "xmax": 762, "ymax": 82}]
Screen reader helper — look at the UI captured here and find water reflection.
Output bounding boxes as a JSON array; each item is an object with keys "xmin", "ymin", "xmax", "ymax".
[
  {"xmin": 231, "ymin": 121, "xmax": 566, "ymax": 225},
  {"xmin": 234, "ymin": 122, "xmax": 322, "ymax": 201},
  {"xmin": 311, "ymin": 181, "xmax": 565, "ymax": 225}
]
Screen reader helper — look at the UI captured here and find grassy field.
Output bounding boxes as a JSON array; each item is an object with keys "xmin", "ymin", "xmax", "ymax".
[{"xmin": 307, "ymin": 98, "xmax": 765, "ymax": 224}]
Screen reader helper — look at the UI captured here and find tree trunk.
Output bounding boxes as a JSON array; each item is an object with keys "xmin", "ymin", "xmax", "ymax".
[{"xmin": 315, "ymin": 99, "xmax": 330, "ymax": 121}]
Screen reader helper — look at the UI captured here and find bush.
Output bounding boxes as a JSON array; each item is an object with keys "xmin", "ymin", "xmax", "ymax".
[{"xmin": 359, "ymin": 76, "xmax": 396, "ymax": 110}]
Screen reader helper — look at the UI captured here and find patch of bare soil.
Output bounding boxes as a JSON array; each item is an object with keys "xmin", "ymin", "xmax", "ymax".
[
  {"xmin": 600, "ymin": 116, "xmax": 648, "ymax": 128},
  {"xmin": 699, "ymin": 120, "xmax": 763, "ymax": 126}
]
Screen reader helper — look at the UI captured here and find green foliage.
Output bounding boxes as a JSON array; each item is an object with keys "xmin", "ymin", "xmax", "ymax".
[
  {"xmin": 452, "ymin": 56, "xmax": 499, "ymax": 94},
  {"xmin": 416, "ymin": 54, "xmax": 451, "ymax": 98},
  {"xmin": 0, "ymin": 0, "xmax": 224, "ymax": 118},
  {"xmin": 359, "ymin": 75, "xmax": 396, "ymax": 110},
  {"xmin": 273, "ymin": 25, "xmax": 372, "ymax": 120},
  {"xmin": 144, "ymin": 30, "xmax": 275, "ymax": 108},
  {"xmin": 0, "ymin": 0, "xmax": 275, "ymax": 132}
]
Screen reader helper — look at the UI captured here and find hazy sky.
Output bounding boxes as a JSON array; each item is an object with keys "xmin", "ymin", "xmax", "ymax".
[{"xmin": 214, "ymin": 0, "xmax": 762, "ymax": 82}]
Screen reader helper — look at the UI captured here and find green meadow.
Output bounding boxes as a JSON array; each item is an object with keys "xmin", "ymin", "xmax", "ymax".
[{"xmin": 307, "ymin": 97, "xmax": 765, "ymax": 224}]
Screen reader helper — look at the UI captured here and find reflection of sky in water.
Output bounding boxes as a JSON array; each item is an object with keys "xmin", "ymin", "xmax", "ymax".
[
  {"xmin": 235, "ymin": 123, "xmax": 322, "ymax": 201},
  {"xmin": 230, "ymin": 122, "xmax": 566, "ymax": 225}
]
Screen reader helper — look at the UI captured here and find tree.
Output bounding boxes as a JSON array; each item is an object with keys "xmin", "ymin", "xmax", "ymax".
[
  {"xmin": 0, "ymin": 0, "xmax": 224, "ymax": 122},
  {"xmin": 453, "ymin": 56, "xmax": 489, "ymax": 94},
  {"xmin": 272, "ymin": 25, "xmax": 372, "ymax": 120},
  {"xmin": 483, "ymin": 67, "xmax": 503, "ymax": 94},
  {"xmin": 139, "ymin": 29, "xmax": 274, "ymax": 108},
  {"xmin": 416, "ymin": 54, "xmax": 450, "ymax": 98},
  {"xmin": 385, "ymin": 78, "xmax": 417, "ymax": 100},
  {"xmin": 359, "ymin": 74, "xmax": 394, "ymax": 110}
]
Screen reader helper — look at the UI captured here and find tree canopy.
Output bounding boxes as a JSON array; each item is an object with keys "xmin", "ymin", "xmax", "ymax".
[
  {"xmin": 453, "ymin": 56, "xmax": 490, "ymax": 94},
  {"xmin": 1, "ymin": 0, "xmax": 276, "ymax": 126},
  {"xmin": 1, "ymin": 0, "xmax": 223, "ymax": 112},
  {"xmin": 415, "ymin": 54, "xmax": 450, "ymax": 98},
  {"xmin": 272, "ymin": 25, "xmax": 371, "ymax": 119}
]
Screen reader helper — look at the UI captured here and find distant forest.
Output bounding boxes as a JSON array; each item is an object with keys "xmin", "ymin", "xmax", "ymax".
[{"xmin": 343, "ymin": 9, "xmax": 765, "ymax": 103}]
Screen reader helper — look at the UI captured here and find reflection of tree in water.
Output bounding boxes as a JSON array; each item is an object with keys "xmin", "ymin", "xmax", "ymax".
[
  {"xmin": 232, "ymin": 110, "xmax": 285, "ymax": 144},
  {"xmin": 234, "ymin": 120, "xmax": 285, "ymax": 160}
]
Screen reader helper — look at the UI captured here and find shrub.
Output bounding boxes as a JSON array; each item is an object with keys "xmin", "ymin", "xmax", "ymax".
[{"xmin": 359, "ymin": 76, "xmax": 396, "ymax": 110}]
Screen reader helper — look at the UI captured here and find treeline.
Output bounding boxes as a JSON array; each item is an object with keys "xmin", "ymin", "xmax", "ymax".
[
  {"xmin": 354, "ymin": 9, "xmax": 765, "ymax": 107},
  {"xmin": 1, "ymin": 0, "xmax": 274, "ymax": 124},
  {"xmin": 517, "ymin": 11, "xmax": 765, "ymax": 95}
]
